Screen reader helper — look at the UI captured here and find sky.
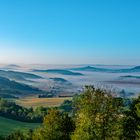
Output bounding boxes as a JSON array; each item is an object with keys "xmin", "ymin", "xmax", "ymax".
[{"xmin": 0, "ymin": 0, "xmax": 140, "ymax": 65}]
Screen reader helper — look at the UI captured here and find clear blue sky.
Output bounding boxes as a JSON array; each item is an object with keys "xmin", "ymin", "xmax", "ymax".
[{"xmin": 0, "ymin": 0, "xmax": 140, "ymax": 64}]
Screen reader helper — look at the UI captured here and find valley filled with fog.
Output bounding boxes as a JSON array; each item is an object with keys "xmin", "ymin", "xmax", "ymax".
[{"xmin": 0, "ymin": 64, "xmax": 140, "ymax": 98}]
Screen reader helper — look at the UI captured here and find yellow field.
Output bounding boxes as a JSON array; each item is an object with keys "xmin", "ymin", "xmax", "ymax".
[{"xmin": 16, "ymin": 97, "xmax": 72, "ymax": 108}]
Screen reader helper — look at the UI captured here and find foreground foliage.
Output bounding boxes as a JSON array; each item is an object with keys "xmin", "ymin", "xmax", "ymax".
[
  {"xmin": 0, "ymin": 86, "xmax": 140, "ymax": 140},
  {"xmin": 0, "ymin": 98, "xmax": 48, "ymax": 123},
  {"xmin": 72, "ymin": 86, "xmax": 123, "ymax": 140},
  {"xmin": 123, "ymin": 95, "xmax": 140, "ymax": 139}
]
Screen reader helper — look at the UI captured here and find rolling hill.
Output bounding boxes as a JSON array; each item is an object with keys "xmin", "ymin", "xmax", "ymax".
[
  {"xmin": 33, "ymin": 69, "xmax": 83, "ymax": 75},
  {"xmin": 71, "ymin": 66, "xmax": 108, "ymax": 72},
  {"xmin": 0, "ymin": 70, "xmax": 42, "ymax": 81},
  {"xmin": 0, "ymin": 76, "xmax": 42, "ymax": 98},
  {"xmin": 0, "ymin": 116, "xmax": 40, "ymax": 136},
  {"xmin": 50, "ymin": 78, "xmax": 72, "ymax": 85},
  {"xmin": 70, "ymin": 66, "xmax": 140, "ymax": 73},
  {"xmin": 50, "ymin": 77, "xmax": 69, "ymax": 82},
  {"xmin": 4, "ymin": 64, "xmax": 21, "ymax": 69},
  {"xmin": 120, "ymin": 75, "xmax": 140, "ymax": 79}
]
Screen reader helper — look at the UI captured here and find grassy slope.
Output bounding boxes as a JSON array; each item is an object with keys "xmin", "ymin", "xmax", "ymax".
[{"xmin": 0, "ymin": 116, "xmax": 40, "ymax": 136}]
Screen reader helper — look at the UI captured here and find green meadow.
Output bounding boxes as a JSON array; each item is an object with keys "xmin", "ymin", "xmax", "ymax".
[{"xmin": 0, "ymin": 116, "xmax": 40, "ymax": 136}]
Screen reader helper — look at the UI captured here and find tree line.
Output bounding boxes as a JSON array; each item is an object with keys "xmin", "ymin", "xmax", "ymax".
[{"xmin": 0, "ymin": 98, "xmax": 48, "ymax": 123}]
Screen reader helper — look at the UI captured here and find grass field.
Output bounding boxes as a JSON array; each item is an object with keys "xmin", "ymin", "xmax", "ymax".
[
  {"xmin": 16, "ymin": 97, "xmax": 72, "ymax": 108},
  {"xmin": 0, "ymin": 116, "xmax": 40, "ymax": 136}
]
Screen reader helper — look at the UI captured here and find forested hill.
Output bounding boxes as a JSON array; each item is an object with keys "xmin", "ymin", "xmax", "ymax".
[
  {"xmin": 0, "ymin": 76, "xmax": 42, "ymax": 98},
  {"xmin": 0, "ymin": 70, "xmax": 42, "ymax": 81}
]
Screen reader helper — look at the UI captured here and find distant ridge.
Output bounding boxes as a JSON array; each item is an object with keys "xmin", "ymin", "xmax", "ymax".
[
  {"xmin": 71, "ymin": 66, "xmax": 107, "ymax": 71},
  {"xmin": 2, "ymin": 64, "xmax": 21, "ymax": 70},
  {"xmin": 70, "ymin": 65, "xmax": 140, "ymax": 73},
  {"xmin": 33, "ymin": 69, "xmax": 83, "ymax": 76},
  {"xmin": 120, "ymin": 75, "xmax": 140, "ymax": 79},
  {"xmin": 6, "ymin": 64, "xmax": 20, "ymax": 68},
  {"xmin": 50, "ymin": 78, "xmax": 69, "ymax": 82},
  {"xmin": 50, "ymin": 78, "xmax": 72, "ymax": 85},
  {"xmin": 131, "ymin": 66, "xmax": 140, "ymax": 70}
]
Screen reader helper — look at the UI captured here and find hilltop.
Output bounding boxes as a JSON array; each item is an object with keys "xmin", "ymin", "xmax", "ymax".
[{"xmin": 33, "ymin": 69, "xmax": 83, "ymax": 76}]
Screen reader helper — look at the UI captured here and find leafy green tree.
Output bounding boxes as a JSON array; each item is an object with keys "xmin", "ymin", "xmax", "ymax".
[
  {"xmin": 72, "ymin": 86, "xmax": 123, "ymax": 140},
  {"xmin": 0, "ymin": 135, "xmax": 5, "ymax": 140},
  {"xmin": 6, "ymin": 130, "xmax": 31, "ymax": 140},
  {"xmin": 59, "ymin": 100, "xmax": 73, "ymax": 113},
  {"xmin": 123, "ymin": 95, "xmax": 140, "ymax": 140},
  {"xmin": 135, "ymin": 102, "xmax": 140, "ymax": 138},
  {"xmin": 33, "ymin": 109, "xmax": 74, "ymax": 140},
  {"xmin": 60, "ymin": 113, "xmax": 75, "ymax": 139},
  {"xmin": 0, "ymin": 98, "xmax": 48, "ymax": 123}
]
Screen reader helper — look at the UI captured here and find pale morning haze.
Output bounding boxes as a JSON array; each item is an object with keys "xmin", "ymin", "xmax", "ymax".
[{"xmin": 0, "ymin": 0, "xmax": 140, "ymax": 64}]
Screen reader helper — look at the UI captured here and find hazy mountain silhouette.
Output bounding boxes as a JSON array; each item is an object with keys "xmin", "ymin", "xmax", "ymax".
[
  {"xmin": 70, "ymin": 66, "xmax": 140, "ymax": 73},
  {"xmin": 120, "ymin": 75, "xmax": 140, "ymax": 79},
  {"xmin": 0, "ymin": 76, "xmax": 42, "ymax": 97},
  {"xmin": 0, "ymin": 70, "xmax": 43, "ymax": 81},
  {"xmin": 50, "ymin": 78, "xmax": 72, "ymax": 85},
  {"xmin": 33, "ymin": 69, "xmax": 83, "ymax": 75}
]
